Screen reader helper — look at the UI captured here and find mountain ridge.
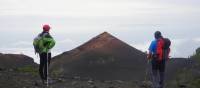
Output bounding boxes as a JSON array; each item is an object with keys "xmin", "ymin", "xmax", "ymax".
[
  {"xmin": 50, "ymin": 32, "xmax": 147, "ymax": 80},
  {"xmin": 53, "ymin": 31, "xmax": 144, "ymax": 60}
]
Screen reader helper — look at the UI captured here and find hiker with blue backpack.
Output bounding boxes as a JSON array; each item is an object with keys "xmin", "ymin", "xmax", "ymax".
[
  {"xmin": 147, "ymin": 31, "xmax": 171, "ymax": 88},
  {"xmin": 33, "ymin": 24, "xmax": 56, "ymax": 85}
]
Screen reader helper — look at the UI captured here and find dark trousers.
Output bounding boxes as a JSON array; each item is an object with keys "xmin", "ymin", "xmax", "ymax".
[
  {"xmin": 151, "ymin": 59, "xmax": 166, "ymax": 88},
  {"xmin": 39, "ymin": 53, "xmax": 51, "ymax": 80}
]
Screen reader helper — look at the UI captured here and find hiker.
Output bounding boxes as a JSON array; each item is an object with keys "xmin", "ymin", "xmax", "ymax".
[
  {"xmin": 33, "ymin": 24, "xmax": 56, "ymax": 84},
  {"xmin": 147, "ymin": 31, "xmax": 171, "ymax": 88}
]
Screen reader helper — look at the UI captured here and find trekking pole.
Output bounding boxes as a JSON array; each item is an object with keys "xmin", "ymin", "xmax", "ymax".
[
  {"xmin": 145, "ymin": 52, "xmax": 150, "ymax": 81},
  {"xmin": 145, "ymin": 59, "xmax": 150, "ymax": 81},
  {"xmin": 47, "ymin": 52, "xmax": 49, "ymax": 87},
  {"xmin": 148, "ymin": 60, "xmax": 152, "ymax": 84}
]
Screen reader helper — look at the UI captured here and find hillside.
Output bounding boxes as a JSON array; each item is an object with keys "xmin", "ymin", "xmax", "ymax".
[
  {"xmin": 50, "ymin": 32, "xmax": 147, "ymax": 80},
  {"xmin": 0, "ymin": 53, "xmax": 37, "ymax": 69},
  {"xmin": 0, "ymin": 53, "xmax": 40, "ymax": 88}
]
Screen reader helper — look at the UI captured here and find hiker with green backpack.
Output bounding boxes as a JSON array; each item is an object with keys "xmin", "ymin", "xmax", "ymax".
[
  {"xmin": 33, "ymin": 24, "xmax": 56, "ymax": 85},
  {"xmin": 147, "ymin": 31, "xmax": 171, "ymax": 88}
]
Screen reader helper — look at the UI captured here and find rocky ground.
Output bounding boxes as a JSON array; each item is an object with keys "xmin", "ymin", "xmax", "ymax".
[
  {"xmin": 1, "ymin": 64, "xmax": 199, "ymax": 88},
  {"xmin": 0, "ymin": 67, "xmax": 153, "ymax": 88}
]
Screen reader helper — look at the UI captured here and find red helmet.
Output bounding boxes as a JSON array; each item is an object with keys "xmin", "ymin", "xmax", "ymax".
[{"xmin": 43, "ymin": 24, "xmax": 50, "ymax": 32}]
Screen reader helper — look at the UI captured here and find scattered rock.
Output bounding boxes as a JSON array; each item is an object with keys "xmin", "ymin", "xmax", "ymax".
[
  {"xmin": 8, "ymin": 68, "xmax": 14, "ymax": 72},
  {"xmin": 89, "ymin": 85, "xmax": 97, "ymax": 88},
  {"xmin": 115, "ymin": 80, "xmax": 123, "ymax": 84},
  {"xmin": 0, "ymin": 67, "xmax": 4, "ymax": 71},
  {"xmin": 108, "ymin": 86, "xmax": 115, "ymax": 88},
  {"xmin": 71, "ymin": 81, "xmax": 78, "ymax": 86},
  {"xmin": 178, "ymin": 84, "xmax": 187, "ymax": 88},
  {"xmin": 34, "ymin": 81, "xmax": 39, "ymax": 86},
  {"xmin": 140, "ymin": 81, "xmax": 152, "ymax": 88},
  {"xmin": 57, "ymin": 78, "xmax": 65, "ymax": 82},
  {"xmin": 88, "ymin": 80, "xmax": 94, "ymax": 84},
  {"xmin": 105, "ymin": 81, "xmax": 113, "ymax": 84},
  {"xmin": 73, "ymin": 76, "xmax": 81, "ymax": 80}
]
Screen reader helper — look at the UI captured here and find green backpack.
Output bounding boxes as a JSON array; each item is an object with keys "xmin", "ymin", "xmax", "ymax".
[
  {"xmin": 33, "ymin": 34, "xmax": 43, "ymax": 54},
  {"xmin": 33, "ymin": 32, "xmax": 55, "ymax": 54}
]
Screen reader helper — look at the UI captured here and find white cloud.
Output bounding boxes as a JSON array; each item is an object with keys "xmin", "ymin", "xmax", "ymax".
[
  {"xmin": 170, "ymin": 39, "xmax": 188, "ymax": 57},
  {"xmin": 131, "ymin": 41, "xmax": 151, "ymax": 52},
  {"xmin": 193, "ymin": 37, "xmax": 200, "ymax": 42},
  {"xmin": 11, "ymin": 41, "xmax": 32, "ymax": 47},
  {"xmin": 57, "ymin": 39, "xmax": 75, "ymax": 44},
  {"xmin": 54, "ymin": 38, "xmax": 77, "ymax": 51},
  {"xmin": 0, "ymin": 0, "xmax": 199, "ymax": 17}
]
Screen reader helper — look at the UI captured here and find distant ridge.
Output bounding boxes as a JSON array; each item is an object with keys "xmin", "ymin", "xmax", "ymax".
[{"xmin": 0, "ymin": 53, "xmax": 37, "ymax": 69}]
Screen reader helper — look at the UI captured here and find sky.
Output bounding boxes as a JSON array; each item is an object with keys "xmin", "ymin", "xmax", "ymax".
[{"xmin": 0, "ymin": 0, "xmax": 200, "ymax": 63}]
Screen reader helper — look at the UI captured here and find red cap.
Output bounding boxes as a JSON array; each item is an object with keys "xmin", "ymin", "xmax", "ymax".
[{"xmin": 43, "ymin": 24, "xmax": 50, "ymax": 32}]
